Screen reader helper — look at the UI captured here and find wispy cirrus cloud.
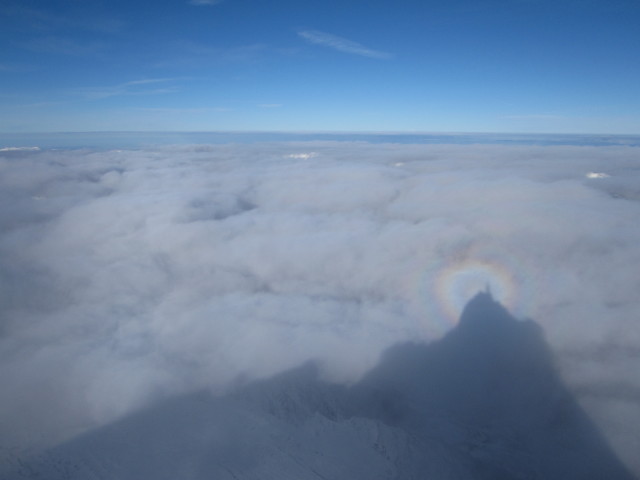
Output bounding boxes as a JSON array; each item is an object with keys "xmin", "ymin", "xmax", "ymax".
[
  {"xmin": 74, "ymin": 78, "xmax": 180, "ymax": 100},
  {"xmin": 2, "ymin": 4, "xmax": 125, "ymax": 34},
  {"xmin": 297, "ymin": 29, "xmax": 391, "ymax": 59},
  {"xmin": 188, "ymin": 0, "xmax": 223, "ymax": 5},
  {"xmin": 503, "ymin": 114, "xmax": 567, "ymax": 120},
  {"xmin": 0, "ymin": 63, "xmax": 32, "ymax": 73},
  {"xmin": 21, "ymin": 36, "xmax": 105, "ymax": 56},
  {"xmin": 134, "ymin": 106, "xmax": 233, "ymax": 114},
  {"xmin": 152, "ymin": 42, "xmax": 269, "ymax": 69}
]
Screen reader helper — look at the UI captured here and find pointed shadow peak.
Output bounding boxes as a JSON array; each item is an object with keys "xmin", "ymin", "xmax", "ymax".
[
  {"xmin": 458, "ymin": 291, "xmax": 514, "ymax": 330},
  {"xmin": 455, "ymin": 292, "xmax": 546, "ymax": 344},
  {"xmin": 439, "ymin": 292, "xmax": 553, "ymax": 382},
  {"xmin": 456, "ymin": 290, "xmax": 541, "ymax": 348}
]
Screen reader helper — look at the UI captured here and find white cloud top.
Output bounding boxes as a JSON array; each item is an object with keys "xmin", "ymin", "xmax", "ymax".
[{"xmin": 0, "ymin": 141, "xmax": 639, "ymax": 472}]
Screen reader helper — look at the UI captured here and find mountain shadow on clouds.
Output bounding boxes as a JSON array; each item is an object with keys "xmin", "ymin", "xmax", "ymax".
[
  {"xmin": 350, "ymin": 293, "xmax": 636, "ymax": 479},
  {"xmin": 2, "ymin": 293, "xmax": 635, "ymax": 479}
]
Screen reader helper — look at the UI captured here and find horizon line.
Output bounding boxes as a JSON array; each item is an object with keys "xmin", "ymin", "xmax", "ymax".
[{"xmin": 2, "ymin": 130, "xmax": 639, "ymax": 137}]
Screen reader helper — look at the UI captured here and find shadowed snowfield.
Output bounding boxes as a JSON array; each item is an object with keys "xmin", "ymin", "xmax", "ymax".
[{"xmin": 1, "ymin": 138, "xmax": 639, "ymax": 476}]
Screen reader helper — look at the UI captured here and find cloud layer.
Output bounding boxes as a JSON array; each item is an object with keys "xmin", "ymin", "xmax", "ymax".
[
  {"xmin": 0, "ymin": 141, "xmax": 639, "ymax": 472},
  {"xmin": 297, "ymin": 30, "xmax": 391, "ymax": 59}
]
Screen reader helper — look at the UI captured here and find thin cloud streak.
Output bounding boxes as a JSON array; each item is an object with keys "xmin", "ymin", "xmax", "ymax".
[
  {"xmin": 21, "ymin": 36, "xmax": 105, "ymax": 56},
  {"xmin": 151, "ymin": 42, "xmax": 270, "ymax": 69},
  {"xmin": 0, "ymin": 63, "xmax": 34, "ymax": 73},
  {"xmin": 134, "ymin": 107, "xmax": 232, "ymax": 113},
  {"xmin": 73, "ymin": 78, "xmax": 181, "ymax": 100},
  {"xmin": 2, "ymin": 4, "xmax": 125, "ymax": 34},
  {"xmin": 297, "ymin": 30, "xmax": 391, "ymax": 59},
  {"xmin": 188, "ymin": 0, "xmax": 223, "ymax": 5},
  {"xmin": 504, "ymin": 114, "xmax": 567, "ymax": 120}
]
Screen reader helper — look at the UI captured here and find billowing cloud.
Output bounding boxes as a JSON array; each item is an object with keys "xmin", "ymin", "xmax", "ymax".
[
  {"xmin": 0, "ymin": 141, "xmax": 639, "ymax": 473},
  {"xmin": 297, "ymin": 30, "xmax": 391, "ymax": 59}
]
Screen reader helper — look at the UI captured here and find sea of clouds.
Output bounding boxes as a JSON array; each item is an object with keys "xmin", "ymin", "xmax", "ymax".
[{"xmin": 1, "ymin": 141, "xmax": 639, "ymax": 471}]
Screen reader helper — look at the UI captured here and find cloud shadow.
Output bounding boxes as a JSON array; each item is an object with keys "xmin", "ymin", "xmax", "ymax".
[{"xmin": 3, "ymin": 293, "xmax": 635, "ymax": 479}]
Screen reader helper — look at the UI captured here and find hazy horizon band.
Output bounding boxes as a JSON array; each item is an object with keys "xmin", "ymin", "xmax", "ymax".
[{"xmin": 2, "ymin": 131, "xmax": 640, "ymax": 150}]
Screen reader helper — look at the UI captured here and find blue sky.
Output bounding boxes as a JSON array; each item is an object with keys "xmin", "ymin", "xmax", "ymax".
[{"xmin": 1, "ymin": 0, "xmax": 639, "ymax": 133}]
